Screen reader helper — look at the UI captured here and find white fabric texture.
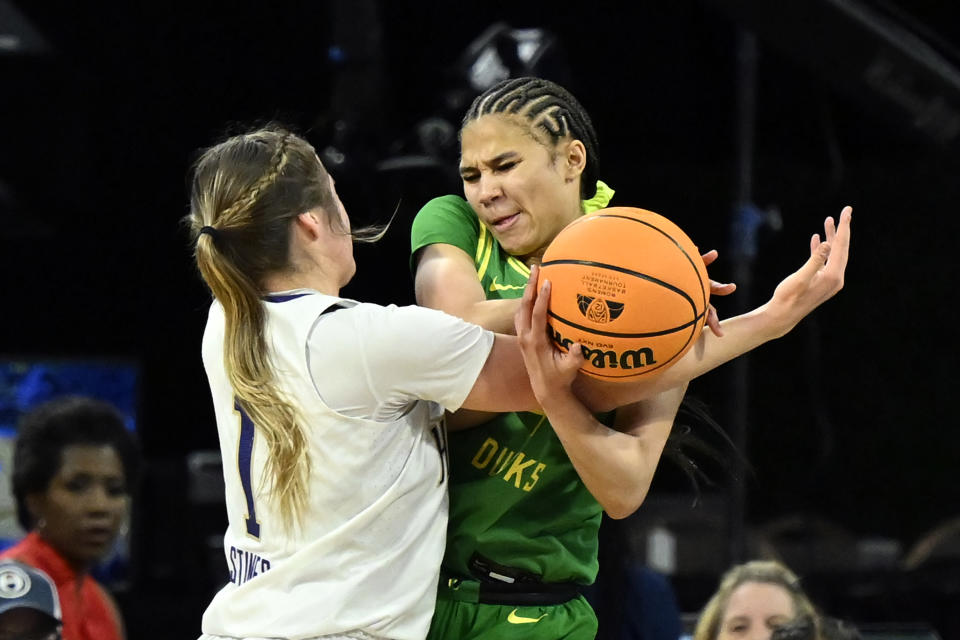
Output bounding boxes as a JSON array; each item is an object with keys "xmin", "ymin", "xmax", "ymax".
[{"xmin": 199, "ymin": 290, "xmax": 493, "ymax": 640}]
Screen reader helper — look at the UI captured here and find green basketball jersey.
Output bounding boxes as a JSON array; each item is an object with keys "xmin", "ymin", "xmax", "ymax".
[{"xmin": 411, "ymin": 194, "xmax": 612, "ymax": 584}]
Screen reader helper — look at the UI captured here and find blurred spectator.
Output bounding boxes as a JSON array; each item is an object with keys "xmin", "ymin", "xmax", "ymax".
[
  {"xmin": 0, "ymin": 396, "xmax": 140, "ymax": 640},
  {"xmin": 693, "ymin": 560, "xmax": 819, "ymax": 640}
]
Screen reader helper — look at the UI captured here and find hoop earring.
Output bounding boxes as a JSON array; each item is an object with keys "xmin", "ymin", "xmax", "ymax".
[{"xmin": 35, "ymin": 517, "xmax": 46, "ymax": 531}]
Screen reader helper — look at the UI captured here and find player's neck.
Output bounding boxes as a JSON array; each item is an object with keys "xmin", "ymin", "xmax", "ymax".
[{"xmin": 262, "ymin": 269, "xmax": 340, "ymax": 296}]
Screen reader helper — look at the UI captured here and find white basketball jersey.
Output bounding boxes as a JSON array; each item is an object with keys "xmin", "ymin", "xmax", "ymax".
[{"xmin": 198, "ymin": 289, "xmax": 493, "ymax": 640}]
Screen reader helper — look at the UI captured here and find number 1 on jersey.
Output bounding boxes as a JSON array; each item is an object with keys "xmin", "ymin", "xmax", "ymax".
[{"xmin": 234, "ymin": 399, "xmax": 261, "ymax": 539}]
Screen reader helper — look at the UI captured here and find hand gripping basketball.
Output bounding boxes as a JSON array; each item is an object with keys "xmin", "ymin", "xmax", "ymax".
[{"xmin": 515, "ymin": 266, "xmax": 585, "ymax": 405}]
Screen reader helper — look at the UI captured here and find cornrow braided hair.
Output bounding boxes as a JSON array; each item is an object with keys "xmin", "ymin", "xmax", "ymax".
[
  {"xmin": 463, "ymin": 77, "xmax": 601, "ymax": 199},
  {"xmin": 218, "ymin": 132, "xmax": 292, "ymax": 225}
]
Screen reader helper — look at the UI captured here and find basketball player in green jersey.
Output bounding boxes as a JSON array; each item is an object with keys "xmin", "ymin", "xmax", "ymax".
[{"xmin": 411, "ymin": 77, "xmax": 852, "ymax": 639}]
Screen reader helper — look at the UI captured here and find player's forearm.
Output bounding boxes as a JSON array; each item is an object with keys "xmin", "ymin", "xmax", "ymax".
[
  {"xmin": 538, "ymin": 392, "xmax": 671, "ymax": 519},
  {"xmin": 419, "ymin": 294, "xmax": 521, "ymax": 335},
  {"xmin": 654, "ymin": 300, "xmax": 786, "ymax": 386},
  {"xmin": 461, "ymin": 334, "xmax": 541, "ymax": 413},
  {"xmin": 457, "ymin": 298, "xmax": 523, "ymax": 335}
]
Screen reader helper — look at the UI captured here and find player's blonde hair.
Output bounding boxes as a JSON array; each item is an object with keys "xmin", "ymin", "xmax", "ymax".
[
  {"xmin": 693, "ymin": 560, "xmax": 820, "ymax": 640},
  {"xmin": 186, "ymin": 124, "xmax": 379, "ymax": 533}
]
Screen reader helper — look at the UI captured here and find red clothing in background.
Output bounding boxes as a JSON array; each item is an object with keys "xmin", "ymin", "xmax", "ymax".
[{"xmin": 0, "ymin": 532, "xmax": 123, "ymax": 640}]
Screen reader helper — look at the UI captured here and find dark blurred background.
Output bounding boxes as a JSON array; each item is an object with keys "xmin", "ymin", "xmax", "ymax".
[{"xmin": 2, "ymin": 1, "xmax": 959, "ymax": 638}]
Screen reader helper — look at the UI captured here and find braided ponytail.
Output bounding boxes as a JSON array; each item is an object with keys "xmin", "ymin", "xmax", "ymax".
[{"xmin": 187, "ymin": 126, "xmax": 334, "ymax": 534}]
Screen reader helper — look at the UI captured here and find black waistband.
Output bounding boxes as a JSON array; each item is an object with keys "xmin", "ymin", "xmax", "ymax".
[
  {"xmin": 465, "ymin": 553, "xmax": 582, "ymax": 605},
  {"xmin": 478, "ymin": 580, "xmax": 582, "ymax": 606}
]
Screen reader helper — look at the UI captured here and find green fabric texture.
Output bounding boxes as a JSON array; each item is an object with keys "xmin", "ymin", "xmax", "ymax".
[
  {"xmin": 582, "ymin": 179, "xmax": 615, "ymax": 213},
  {"xmin": 428, "ymin": 588, "xmax": 598, "ymax": 640}
]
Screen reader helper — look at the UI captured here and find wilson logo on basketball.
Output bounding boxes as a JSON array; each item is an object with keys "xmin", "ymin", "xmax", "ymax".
[
  {"xmin": 577, "ymin": 295, "xmax": 625, "ymax": 324},
  {"xmin": 549, "ymin": 326, "xmax": 657, "ymax": 372}
]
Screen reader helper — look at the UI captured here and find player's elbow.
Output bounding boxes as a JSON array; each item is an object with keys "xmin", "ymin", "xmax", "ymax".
[
  {"xmin": 600, "ymin": 487, "xmax": 650, "ymax": 520},
  {"xmin": 603, "ymin": 500, "xmax": 642, "ymax": 520}
]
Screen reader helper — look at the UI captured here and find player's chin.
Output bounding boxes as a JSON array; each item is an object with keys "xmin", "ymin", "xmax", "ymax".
[{"xmin": 495, "ymin": 232, "xmax": 537, "ymax": 260}]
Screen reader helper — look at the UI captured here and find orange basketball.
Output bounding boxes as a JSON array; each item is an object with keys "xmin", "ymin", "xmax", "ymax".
[{"xmin": 537, "ymin": 207, "xmax": 710, "ymax": 381}]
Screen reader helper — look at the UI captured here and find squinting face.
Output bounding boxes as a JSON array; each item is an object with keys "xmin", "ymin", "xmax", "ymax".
[
  {"xmin": 717, "ymin": 581, "xmax": 796, "ymax": 640},
  {"xmin": 29, "ymin": 445, "xmax": 128, "ymax": 572},
  {"xmin": 459, "ymin": 115, "xmax": 584, "ymax": 262}
]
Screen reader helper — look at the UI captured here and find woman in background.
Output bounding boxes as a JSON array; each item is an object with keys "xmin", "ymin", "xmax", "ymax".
[
  {"xmin": 694, "ymin": 560, "xmax": 821, "ymax": 640},
  {"xmin": 2, "ymin": 395, "xmax": 139, "ymax": 640}
]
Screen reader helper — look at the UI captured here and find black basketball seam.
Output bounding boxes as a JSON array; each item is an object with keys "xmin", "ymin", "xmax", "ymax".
[
  {"xmin": 540, "ymin": 258, "xmax": 699, "ymax": 312},
  {"xmin": 548, "ymin": 309, "xmax": 706, "ymax": 338},
  {"xmin": 565, "ymin": 212, "xmax": 709, "ymax": 310}
]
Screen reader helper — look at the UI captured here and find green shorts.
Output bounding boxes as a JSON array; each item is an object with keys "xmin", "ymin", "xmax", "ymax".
[{"xmin": 426, "ymin": 578, "xmax": 598, "ymax": 640}]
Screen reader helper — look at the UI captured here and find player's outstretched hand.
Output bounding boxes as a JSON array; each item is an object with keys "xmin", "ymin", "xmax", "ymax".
[
  {"xmin": 515, "ymin": 265, "xmax": 584, "ymax": 404},
  {"xmin": 701, "ymin": 249, "xmax": 737, "ymax": 337},
  {"xmin": 765, "ymin": 205, "xmax": 852, "ymax": 335}
]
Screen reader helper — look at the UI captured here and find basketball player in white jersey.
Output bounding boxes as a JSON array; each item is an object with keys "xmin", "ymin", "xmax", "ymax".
[{"xmin": 186, "ymin": 126, "xmax": 567, "ymax": 640}]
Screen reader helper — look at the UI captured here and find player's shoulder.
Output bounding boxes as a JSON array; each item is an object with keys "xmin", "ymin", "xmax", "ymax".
[
  {"xmin": 411, "ymin": 195, "xmax": 482, "ymax": 265},
  {"xmin": 203, "ymin": 299, "xmax": 226, "ymax": 350},
  {"xmin": 345, "ymin": 301, "xmax": 446, "ymax": 325},
  {"xmin": 264, "ymin": 290, "xmax": 349, "ymax": 313},
  {"xmin": 266, "ymin": 292, "xmax": 364, "ymax": 342},
  {"xmin": 414, "ymin": 194, "xmax": 476, "ymax": 223},
  {"xmin": 205, "ymin": 298, "xmax": 222, "ymax": 317},
  {"xmin": 342, "ymin": 303, "xmax": 473, "ymax": 344}
]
